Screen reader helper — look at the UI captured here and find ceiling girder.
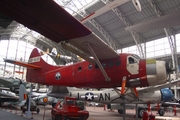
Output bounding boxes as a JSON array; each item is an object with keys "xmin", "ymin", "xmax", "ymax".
[{"xmin": 101, "ymin": 0, "xmax": 145, "ymax": 58}]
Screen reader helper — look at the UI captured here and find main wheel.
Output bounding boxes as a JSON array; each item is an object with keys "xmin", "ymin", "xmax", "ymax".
[
  {"xmin": 118, "ymin": 109, "xmax": 123, "ymax": 114},
  {"xmin": 22, "ymin": 108, "xmax": 26, "ymax": 113},
  {"xmin": 55, "ymin": 115, "xmax": 62, "ymax": 120},
  {"xmin": 36, "ymin": 108, "xmax": 40, "ymax": 113},
  {"xmin": 158, "ymin": 108, "xmax": 165, "ymax": 116},
  {"xmin": 138, "ymin": 108, "xmax": 146, "ymax": 118}
]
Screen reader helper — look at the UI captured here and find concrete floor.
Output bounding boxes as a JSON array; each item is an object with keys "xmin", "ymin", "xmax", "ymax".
[{"xmin": 0, "ymin": 105, "xmax": 180, "ymax": 120}]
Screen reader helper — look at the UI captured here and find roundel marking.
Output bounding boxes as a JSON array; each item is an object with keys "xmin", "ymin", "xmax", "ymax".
[
  {"xmin": 85, "ymin": 92, "xmax": 94, "ymax": 101},
  {"xmin": 55, "ymin": 72, "xmax": 61, "ymax": 80},
  {"xmin": 43, "ymin": 97, "xmax": 48, "ymax": 103}
]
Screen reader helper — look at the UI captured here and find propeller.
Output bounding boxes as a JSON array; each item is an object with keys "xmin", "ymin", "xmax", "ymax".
[{"xmin": 165, "ymin": 61, "xmax": 176, "ymax": 81}]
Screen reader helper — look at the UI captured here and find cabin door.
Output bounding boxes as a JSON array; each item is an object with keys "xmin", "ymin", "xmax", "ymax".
[{"xmin": 126, "ymin": 56, "xmax": 139, "ymax": 75}]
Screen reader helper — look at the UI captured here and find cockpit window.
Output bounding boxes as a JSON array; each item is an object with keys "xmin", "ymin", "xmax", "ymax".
[
  {"xmin": 132, "ymin": 54, "xmax": 141, "ymax": 60},
  {"xmin": 128, "ymin": 57, "xmax": 138, "ymax": 64}
]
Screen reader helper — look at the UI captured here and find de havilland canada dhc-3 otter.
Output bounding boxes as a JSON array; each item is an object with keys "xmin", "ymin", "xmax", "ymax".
[{"xmin": 0, "ymin": 0, "xmax": 178, "ymax": 97}]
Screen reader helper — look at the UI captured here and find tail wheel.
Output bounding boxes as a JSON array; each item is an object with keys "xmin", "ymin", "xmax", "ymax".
[{"xmin": 158, "ymin": 108, "xmax": 165, "ymax": 116}]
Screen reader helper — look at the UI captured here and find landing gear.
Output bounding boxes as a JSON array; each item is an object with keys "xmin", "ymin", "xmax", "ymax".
[
  {"xmin": 138, "ymin": 108, "xmax": 146, "ymax": 118},
  {"xmin": 158, "ymin": 108, "xmax": 165, "ymax": 116},
  {"xmin": 118, "ymin": 109, "xmax": 123, "ymax": 114}
]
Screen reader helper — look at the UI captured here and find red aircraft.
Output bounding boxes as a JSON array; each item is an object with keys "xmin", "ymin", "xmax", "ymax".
[{"xmin": 0, "ymin": 0, "xmax": 174, "ymax": 96}]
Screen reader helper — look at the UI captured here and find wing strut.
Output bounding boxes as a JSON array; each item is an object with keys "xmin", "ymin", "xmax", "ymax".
[
  {"xmin": 121, "ymin": 76, "xmax": 126, "ymax": 95},
  {"xmin": 131, "ymin": 87, "xmax": 139, "ymax": 97},
  {"xmin": 84, "ymin": 42, "xmax": 111, "ymax": 82}
]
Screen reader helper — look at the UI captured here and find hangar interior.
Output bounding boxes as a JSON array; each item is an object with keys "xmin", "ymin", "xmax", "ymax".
[{"xmin": 0, "ymin": 0, "xmax": 180, "ymax": 99}]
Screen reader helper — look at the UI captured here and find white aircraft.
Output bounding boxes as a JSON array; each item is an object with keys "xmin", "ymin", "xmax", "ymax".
[{"xmin": 47, "ymin": 79, "xmax": 180, "ymax": 118}]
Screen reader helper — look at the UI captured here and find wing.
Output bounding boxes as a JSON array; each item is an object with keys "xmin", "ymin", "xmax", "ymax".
[
  {"xmin": 136, "ymin": 79, "xmax": 180, "ymax": 92},
  {"xmin": 0, "ymin": 77, "xmax": 13, "ymax": 86},
  {"xmin": 125, "ymin": 10, "xmax": 180, "ymax": 32},
  {"xmin": 0, "ymin": 0, "xmax": 119, "ymax": 61}
]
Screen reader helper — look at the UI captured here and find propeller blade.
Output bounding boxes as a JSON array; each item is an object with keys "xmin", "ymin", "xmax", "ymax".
[
  {"xmin": 125, "ymin": 11, "xmax": 180, "ymax": 32},
  {"xmin": 165, "ymin": 61, "xmax": 176, "ymax": 74}
]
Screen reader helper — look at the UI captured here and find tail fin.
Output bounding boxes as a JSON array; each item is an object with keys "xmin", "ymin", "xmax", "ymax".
[
  {"xmin": 4, "ymin": 48, "xmax": 58, "ymax": 84},
  {"xmin": 26, "ymin": 48, "xmax": 56, "ymax": 84},
  {"xmin": 19, "ymin": 84, "xmax": 27, "ymax": 102}
]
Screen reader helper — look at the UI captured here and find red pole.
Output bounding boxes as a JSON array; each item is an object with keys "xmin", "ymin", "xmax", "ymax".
[
  {"xmin": 174, "ymin": 106, "xmax": 177, "ymax": 116},
  {"xmin": 104, "ymin": 104, "xmax": 106, "ymax": 111}
]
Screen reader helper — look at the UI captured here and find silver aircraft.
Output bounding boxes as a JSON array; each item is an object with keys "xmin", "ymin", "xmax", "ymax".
[{"xmin": 47, "ymin": 79, "xmax": 180, "ymax": 118}]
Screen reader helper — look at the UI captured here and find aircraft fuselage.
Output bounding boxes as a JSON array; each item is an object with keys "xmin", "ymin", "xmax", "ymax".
[{"xmin": 26, "ymin": 49, "xmax": 167, "ymax": 88}]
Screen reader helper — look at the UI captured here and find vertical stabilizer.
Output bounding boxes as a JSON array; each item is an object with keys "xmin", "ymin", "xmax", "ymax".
[
  {"xmin": 26, "ymin": 48, "xmax": 53, "ymax": 84},
  {"xmin": 19, "ymin": 84, "xmax": 27, "ymax": 102}
]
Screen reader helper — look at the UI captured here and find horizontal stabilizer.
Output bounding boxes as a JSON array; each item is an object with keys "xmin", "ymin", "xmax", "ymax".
[{"xmin": 3, "ymin": 58, "xmax": 41, "ymax": 69}]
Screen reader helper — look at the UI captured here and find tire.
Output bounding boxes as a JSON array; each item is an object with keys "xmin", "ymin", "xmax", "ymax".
[
  {"xmin": 80, "ymin": 116, "xmax": 85, "ymax": 120},
  {"xmin": 52, "ymin": 103, "xmax": 57, "ymax": 108},
  {"xmin": 22, "ymin": 108, "xmax": 26, "ymax": 113},
  {"xmin": 118, "ymin": 109, "xmax": 123, "ymax": 114},
  {"xmin": 52, "ymin": 116, "xmax": 55, "ymax": 120},
  {"xmin": 55, "ymin": 115, "xmax": 62, "ymax": 120},
  {"xmin": 158, "ymin": 108, "xmax": 165, "ymax": 116},
  {"xmin": 36, "ymin": 108, "xmax": 40, "ymax": 113},
  {"xmin": 138, "ymin": 108, "xmax": 146, "ymax": 118}
]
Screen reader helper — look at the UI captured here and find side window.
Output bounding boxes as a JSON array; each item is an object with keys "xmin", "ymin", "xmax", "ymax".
[
  {"xmin": 102, "ymin": 63, "xmax": 106, "ymax": 68},
  {"xmin": 116, "ymin": 60, "xmax": 120, "ymax": 66},
  {"xmin": 88, "ymin": 64, "xmax": 92, "ymax": 70},
  {"xmin": 95, "ymin": 64, "xmax": 99, "ymax": 68},
  {"xmin": 78, "ymin": 66, "xmax": 82, "ymax": 71},
  {"xmin": 108, "ymin": 62, "xmax": 113, "ymax": 67}
]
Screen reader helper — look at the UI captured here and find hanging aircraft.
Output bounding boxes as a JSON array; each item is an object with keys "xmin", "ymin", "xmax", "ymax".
[
  {"xmin": 1, "ymin": 1, "xmax": 180, "ymax": 119},
  {"xmin": 0, "ymin": 0, "xmax": 177, "ymax": 98}
]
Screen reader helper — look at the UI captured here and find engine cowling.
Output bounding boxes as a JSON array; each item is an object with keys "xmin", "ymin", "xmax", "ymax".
[
  {"xmin": 146, "ymin": 60, "xmax": 167, "ymax": 86},
  {"xmin": 161, "ymin": 88, "xmax": 174, "ymax": 102}
]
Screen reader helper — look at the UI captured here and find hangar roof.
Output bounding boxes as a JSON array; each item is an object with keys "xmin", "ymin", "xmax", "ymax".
[{"xmin": 0, "ymin": 0, "xmax": 180, "ymax": 60}]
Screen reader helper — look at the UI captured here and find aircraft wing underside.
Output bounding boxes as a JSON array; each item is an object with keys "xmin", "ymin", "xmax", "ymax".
[
  {"xmin": 47, "ymin": 79, "xmax": 180, "ymax": 104},
  {"xmin": 0, "ymin": 0, "xmax": 119, "ymax": 61},
  {"xmin": 133, "ymin": 79, "xmax": 180, "ymax": 93}
]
